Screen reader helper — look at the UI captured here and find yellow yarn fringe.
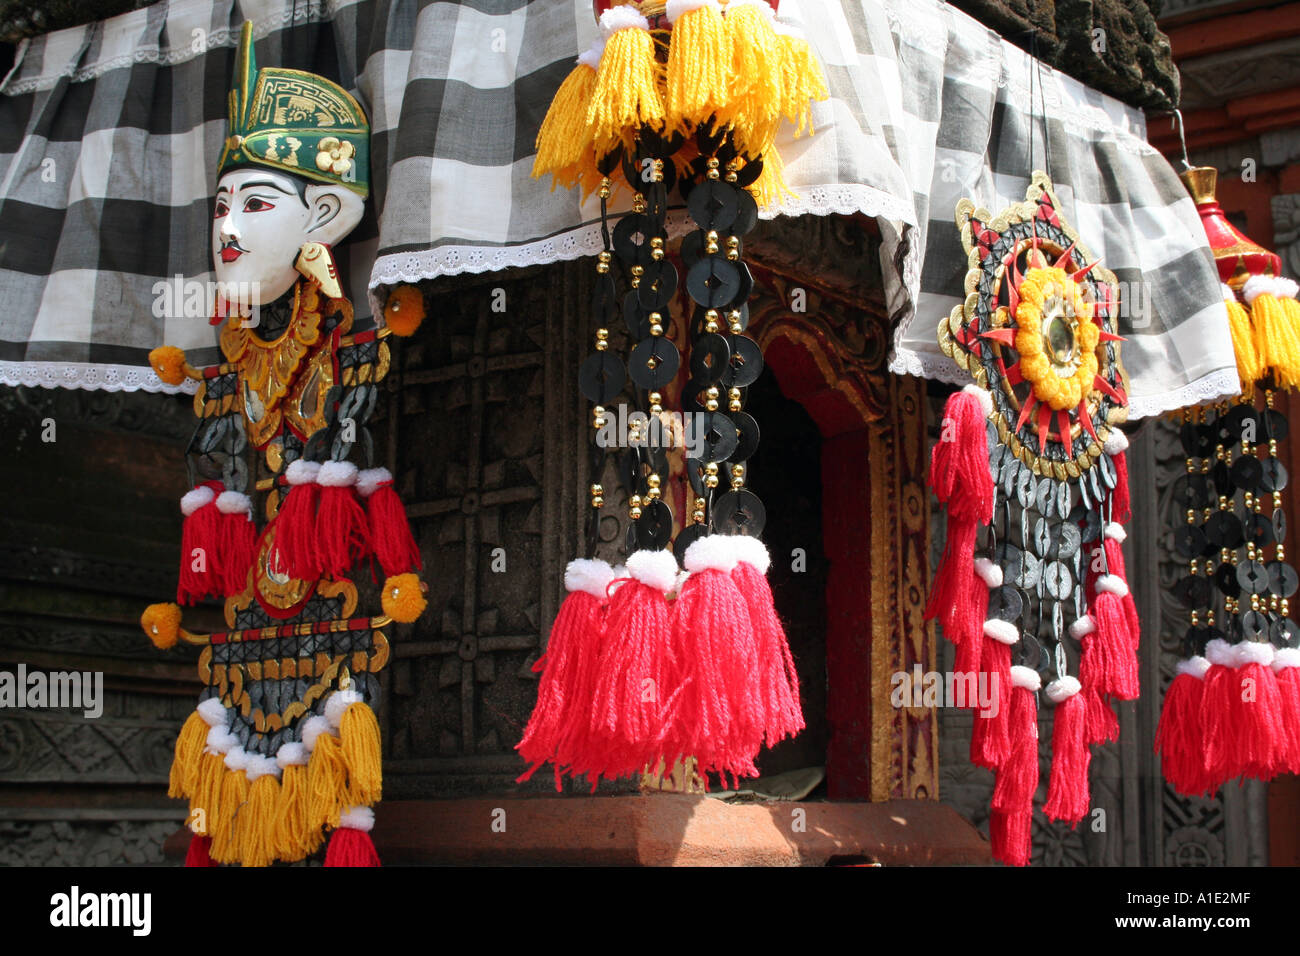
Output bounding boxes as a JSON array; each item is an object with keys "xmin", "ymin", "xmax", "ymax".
[
  {"xmin": 666, "ymin": 3, "xmax": 731, "ymax": 131},
  {"xmin": 532, "ymin": 62, "xmax": 597, "ymax": 187},
  {"xmin": 587, "ymin": 25, "xmax": 665, "ymax": 153},
  {"xmin": 1252, "ymin": 293, "xmax": 1300, "ymax": 389},
  {"xmin": 273, "ymin": 763, "xmax": 319, "ymax": 861},
  {"xmin": 167, "ymin": 711, "xmax": 208, "ymax": 799},
  {"xmin": 776, "ymin": 32, "xmax": 828, "ymax": 137},
  {"xmin": 191, "ymin": 751, "xmax": 226, "ymax": 839},
  {"xmin": 340, "ymin": 702, "xmax": 384, "ymax": 806},
  {"xmin": 1225, "ymin": 294, "xmax": 1261, "ymax": 391},
  {"xmin": 209, "ymin": 768, "xmax": 249, "ymax": 864},
  {"xmin": 308, "ymin": 732, "xmax": 348, "ymax": 832},
  {"xmin": 237, "ymin": 775, "xmax": 280, "ymax": 868},
  {"xmin": 750, "ymin": 150, "xmax": 796, "ymax": 209},
  {"xmin": 722, "ymin": 2, "xmax": 782, "ymax": 157}
]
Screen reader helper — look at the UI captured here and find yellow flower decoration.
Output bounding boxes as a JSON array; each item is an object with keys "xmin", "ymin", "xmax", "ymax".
[
  {"xmin": 148, "ymin": 346, "xmax": 188, "ymax": 386},
  {"xmin": 1014, "ymin": 267, "xmax": 1098, "ymax": 412},
  {"xmin": 315, "ymin": 137, "xmax": 355, "ymax": 176}
]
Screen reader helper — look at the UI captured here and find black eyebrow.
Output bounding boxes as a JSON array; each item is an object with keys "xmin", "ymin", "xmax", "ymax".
[{"xmin": 232, "ymin": 179, "xmax": 296, "ymax": 195}]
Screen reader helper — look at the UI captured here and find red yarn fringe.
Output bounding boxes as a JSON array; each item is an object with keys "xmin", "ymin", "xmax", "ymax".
[
  {"xmin": 317, "ymin": 485, "xmax": 370, "ymax": 579},
  {"xmin": 970, "ymin": 638, "xmax": 1012, "ymax": 770},
  {"xmin": 732, "ymin": 561, "xmax": 804, "ymax": 748},
  {"xmin": 1155, "ymin": 670, "xmax": 1212, "ymax": 797},
  {"xmin": 366, "ymin": 482, "xmax": 422, "ymax": 577},
  {"xmin": 323, "ymin": 827, "xmax": 381, "ymax": 867},
  {"xmin": 273, "ymin": 482, "xmax": 321, "ymax": 581},
  {"xmin": 1043, "ymin": 691, "xmax": 1090, "ymax": 826},
  {"xmin": 178, "ymin": 491, "xmax": 223, "ymax": 605},
  {"xmin": 184, "ymin": 833, "xmax": 216, "ymax": 867}
]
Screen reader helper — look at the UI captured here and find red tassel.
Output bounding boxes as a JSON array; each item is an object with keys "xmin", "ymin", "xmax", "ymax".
[
  {"xmin": 584, "ymin": 549, "xmax": 681, "ymax": 786},
  {"xmin": 324, "ymin": 825, "xmax": 381, "ymax": 867},
  {"xmin": 1201, "ymin": 639, "xmax": 1284, "ymax": 785},
  {"xmin": 359, "ymin": 467, "xmax": 422, "ymax": 577},
  {"xmin": 1155, "ymin": 656, "xmax": 1212, "ymax": 796},
  {"xmin": 670, "ymin": 536, "xmax": 762, "ymax": 781},
  {"xmin": 184, "ymin": 832, "xmax": 216, "ymax": 867},
  {"xmin": 929, "ymin": 386, "xmax": 994, "ymax": 522},
  {"xmin": 970, "ymin": 622, "xmax": 1014, "ymax": 770},
  {"xmin": 1228, "ymin": 642, "xmax": 1285, "ymax": 781},
  {"xmin": 1101, "ymin": 530, "xmax": 1141, "ymax": 647},
  {"xmin": 1042, "ymin": 678, "xmax": 1090, "ymax": 827},
  {"xmin": 925, "ymin": 517, "xmax": 979, "ymax": 633},
  {"xmin": 732, "ymin": 536, "xmax": 804, "ymax": 748},
  {"xmin": 177, "ymin": 482, "xmax": 224, "ymax": 604},
  {"xmin": 316, "ymin": 461, "xmax": 369, "ymax": 579},
  {"xmin": 1272, "ymin": 652, "xmax": 1300, "ymax": 776},
  {"xmin": 1108, "ymin": 436, "xmax": 1131, "ymax": 524},
  {"xmin": 1083, "ymin": 686, "xmax": 1119, "ymax": 746},
  {"xmin": 273, "ymin": 460, "xmax": 322, "ymax": 580},
  {"xmin": 215, "ymin": 491, "xmax": 256, "ymax": 597},
  {"xmin": 516, "ymin": 559, "xmax": 613, "ymax": 788},
  {"xmin": 990, "ymin": 810, "xmax": 1033, "ymax": 867},
  {"xmin": 991, "ymin": 666, "xmax": 1040, "ymax": 867},
  {"xmin": 1078, "ymin": 583, "xmax": 1138, "ymax": 700}
]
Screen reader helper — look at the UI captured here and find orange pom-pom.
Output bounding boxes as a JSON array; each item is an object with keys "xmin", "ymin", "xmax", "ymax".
[
  {"xmin": 149, "ymin": 346, "xmax": 188, "ymax": 386},
  {"xmin": 383, "ymin": 285, "xmax": 426, "ymax": 337},
  {"xmin": 141, "ymin": 602, "xmax": 183, "ymax": 649},
  {"xmin": 381, "ymin": 573, "xmax": 427, "ymax": 623}
]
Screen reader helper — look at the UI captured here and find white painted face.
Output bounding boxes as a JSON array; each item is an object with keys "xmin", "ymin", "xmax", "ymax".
[{"xmin": 211, "ymin": 168, "xmax": 364, "ymax": 313}]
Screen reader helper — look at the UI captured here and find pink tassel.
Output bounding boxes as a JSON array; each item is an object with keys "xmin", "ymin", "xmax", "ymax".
[
  {"xmin": 358, "ymin": 467, "xmax": 423, "ymax": 577},
  {"xmin": 584, "ymin": 549, "xmax": 681, "ymax": 786},
  {"xmin": 1272, "ymin": 650, "xmax": 1300, "ymax": 776},
  {"xmin": 273, "ymin": 460, "xmax": 322, "ymax": 581},
  {"xmin": 991, "ymin": 666, "xmax": 1040, "ymax": 866},
  {"xmin": 177, "ymin": 482, "xmax": 224, "ymax": 604},
  {"xmin": 516, "ymin": 559, "xmax": 613, "ymax": 788},
  {"xmin": 670, "ymin": 536, "xmax": 762, "ymax": 781},
  {"xmin": 970, "ymin": 620, "xmax": 1015, "ymax": 770},
  {"xmin": 316, "ymin": 461, "xmax": 369, "ymax": 579},
  {"xmin": 1043, "ymin": 677, "xmax": 1090, "ymax": 827},
  {"xmin": 732, "ymin": 536, "xmax": 805, "ymax": 748},
  {"xmin": 1155, "ymin": 656, "xmax": 1213, "ymax": 796},
  {"xmin": 215, "ymin": 490, "xmax": 256, "ymax": 597}
]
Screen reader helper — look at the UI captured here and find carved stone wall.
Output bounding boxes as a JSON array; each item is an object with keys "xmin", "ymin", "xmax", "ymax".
[{"xmin": 0, "ymin": 385, "xmax": 199, "ymax": 865}]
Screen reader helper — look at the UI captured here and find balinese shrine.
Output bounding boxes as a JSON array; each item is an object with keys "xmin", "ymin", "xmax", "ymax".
[{"xmin": 0, "ymin": 0, "xmax": 1295, "ymax": 867}]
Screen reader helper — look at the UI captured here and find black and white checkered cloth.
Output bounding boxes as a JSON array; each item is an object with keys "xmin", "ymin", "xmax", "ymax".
[{"xmin": 0, "ymin": 0, "xmax": 1238, "ymax": 415}]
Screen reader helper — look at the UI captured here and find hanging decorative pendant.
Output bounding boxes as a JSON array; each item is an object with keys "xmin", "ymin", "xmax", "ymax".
[
  {"xmin": 932, "ymin": 172, "xmax": 1133, "ymax": 866},
  {"xmin": 1155, "ymin": 167, "xmax": 1300, "ymax": 795},
  {"xmin": 518, "ymin": 0, "xmax": 823, "ymax": 790}
]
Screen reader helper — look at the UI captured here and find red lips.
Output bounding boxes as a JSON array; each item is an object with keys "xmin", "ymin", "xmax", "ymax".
[{"xmin": 220, "ymin": 246, "xmax": 243, "ymax": 263}]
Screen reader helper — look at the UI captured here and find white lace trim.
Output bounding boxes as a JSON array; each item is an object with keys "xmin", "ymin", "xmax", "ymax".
[
  {"xmin": 887, "ymin": 347, "xmax": 1243, "ymax": 420},
  {"xmin": 2, "ymin": 6, "xmax": 325, "ymax": 96},
  {"xmin": 368, "ymin": 184, "xmax": 914, "ymax": 295},
  {"xmin": 0, "ymin": 360, "xmax": 198, "ymax": 394}
]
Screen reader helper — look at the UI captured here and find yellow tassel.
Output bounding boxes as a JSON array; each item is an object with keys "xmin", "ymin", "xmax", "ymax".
[
  {"xmin": 775, "ymin": 30, "xmax": 828, "ymax": 137},
  {"xmin": 209, "ymin": 768, "xmax": 249, "ymax": 864},
  {"xmin": 665, "ymin": 1, "xmax": 731, "ymax": 131},
  {"xmin": 191, "ymin": 751, "xmax": 225, "ymax": 842},
  {"xmin": 1224, "ymin": 293, "xmax": 1261, "ymax": 391},
  {"xmin": 532, "ymin": 58, "xmax": 598, "ymax": 186},
  {"xmin": 749, "ymin": 149, "xmax": 796, "ymax": 209},
  {"xmin": 722, "ymin": 0, "xmax": 782, "ymax": 156},
  {"xmin": 308, "ymin": 732, "xmax": 348, "ymax": 832},
  {"xmin": 167, "ymin": 710, "xmax": 208, "ymax": 799},
  {"xmin": 1252, "ymin": 293, "xmax": 1300, "ymax": 389},
  {"xmin": 587, "ymin": 17, "xmax": 665, "ymax": 152},
  {"xmin": 238, "ymin": 773, "xmax": 280, "ymax": 868},
  {"xmin": 273, "ymin": 763, "xmax": 319, "ymax": 861},
  {"xmin": 340, "ymin": 702, "xmax": 384, "ymax": 806}
]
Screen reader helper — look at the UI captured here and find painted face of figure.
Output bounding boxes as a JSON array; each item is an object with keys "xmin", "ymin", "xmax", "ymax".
[{"xmin": 211, "ymin": 168, "xmax": 364, "ymax": 314}]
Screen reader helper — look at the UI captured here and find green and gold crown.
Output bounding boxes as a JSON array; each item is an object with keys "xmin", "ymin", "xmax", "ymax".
[{"xmin": 217, "ymin": 21, "xmax": 370, "ymax": 198}]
